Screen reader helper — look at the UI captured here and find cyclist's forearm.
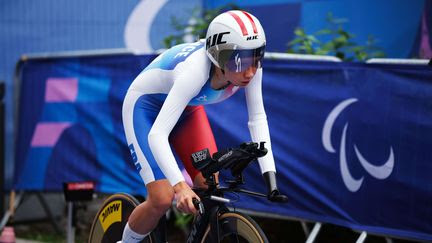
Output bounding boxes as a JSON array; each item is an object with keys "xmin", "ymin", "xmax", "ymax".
[
  {"xmin": 248, "ymin": 118, "xmax": 276, "ymax": 173},
  {"xmin": 244, "ymin": 68, "xmax": 276, "ymax": 173}
]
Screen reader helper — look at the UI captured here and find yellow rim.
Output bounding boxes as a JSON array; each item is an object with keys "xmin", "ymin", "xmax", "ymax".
[{"xmin": 88, "ymin": 193, "xmax": 139, "ymax": 243}]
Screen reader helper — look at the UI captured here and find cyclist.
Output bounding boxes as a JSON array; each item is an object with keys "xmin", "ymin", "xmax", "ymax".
[{"xmin": 121, "ymin": 10, "xmax": 284, "ymax": 242}]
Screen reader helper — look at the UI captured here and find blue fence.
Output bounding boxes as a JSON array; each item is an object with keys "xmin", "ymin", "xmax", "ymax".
[{"xmin": 14, "ymin": 53, "xmax": 432, "ymax": 241}]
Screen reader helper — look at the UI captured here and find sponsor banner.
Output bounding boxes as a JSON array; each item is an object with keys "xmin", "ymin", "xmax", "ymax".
[
  {"xmin": 15, "ymin": 55, "xmax": 432, "ymax": 241},
  {"xmin": 14, "ymin": 54, "xmax": 156, "ymax": 195}
]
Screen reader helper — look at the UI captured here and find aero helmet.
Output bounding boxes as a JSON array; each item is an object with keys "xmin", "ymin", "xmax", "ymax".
[{"xmin": 205, "ymin": 10, "xmax": 266, "ymax": 73}]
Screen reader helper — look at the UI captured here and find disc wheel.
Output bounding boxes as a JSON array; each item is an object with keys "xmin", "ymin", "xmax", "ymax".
[{"xmin": 88, "ymin": 193, "xmax": 154, "ymax": 243}]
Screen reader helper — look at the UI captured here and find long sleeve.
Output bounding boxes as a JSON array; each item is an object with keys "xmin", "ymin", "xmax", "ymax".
[
  {"xmin": 244, "ymin": 68, "xmax": 276, "ymax": 173},
  {"xmin": 148, "ymin": 60, "xmax": 210, "ymax": 186}
]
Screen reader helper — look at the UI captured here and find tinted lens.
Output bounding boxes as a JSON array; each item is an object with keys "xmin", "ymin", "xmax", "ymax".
[
  {"xmin": 220, "ymin": 46, "xmax": 265, "ymax": 73},
  {"xmin": 226, "ymin": 54, "xmax": 255, "ymax": 73}
]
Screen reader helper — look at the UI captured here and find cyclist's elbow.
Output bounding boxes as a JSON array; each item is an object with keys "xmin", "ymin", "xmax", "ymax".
[{"xmin": 148, "ymin": 129, "xmax": 169, "ymax": 146}]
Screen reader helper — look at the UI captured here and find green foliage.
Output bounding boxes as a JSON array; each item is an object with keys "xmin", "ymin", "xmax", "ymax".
[
  {"xmin": 17, "ymin": 230, "xmax": 65, "ymax": 243},
  {"xmin": 173, "ymin": 210, "xmax": 194, "ymax": 231},
  {"xmin": 163, "ymin": 4, "xmax": 240, "ymax": 48},
  {"xmin": 287, "ymin": 13, "xmax": 385, "ymax": 61}
]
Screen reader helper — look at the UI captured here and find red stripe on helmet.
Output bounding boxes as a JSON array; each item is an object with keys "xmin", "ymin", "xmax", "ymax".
[
  {"xmin": 241, "ymin": 11, "xmax": 258, "ymax": 34},
  {"xmin": 228, "ymin": 12, "xmax": 248, "ymax": 36}
]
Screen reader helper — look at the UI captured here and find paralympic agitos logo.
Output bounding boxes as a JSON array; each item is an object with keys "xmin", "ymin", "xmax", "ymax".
[{"xmin": 322, "ymin": 98, "xmax": 395, "ymax": 192}]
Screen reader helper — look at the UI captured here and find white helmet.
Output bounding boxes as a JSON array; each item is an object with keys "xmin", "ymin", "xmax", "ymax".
[{"xmin": 205, "ymin": 10, "xmax": 266, "ymax": 72}]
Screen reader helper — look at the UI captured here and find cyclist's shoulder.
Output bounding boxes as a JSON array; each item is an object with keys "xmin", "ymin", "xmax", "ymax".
[
  {"xmin": 167, "ymin": 40, "xmax": 206, "ymax": 56},
  {"xmin": 144, "ymin": 40, "xmax": 208, "ymax": 72},
  {"xmin": 158, "ymin": 40, "xmax": 207, "ymax": 64}
]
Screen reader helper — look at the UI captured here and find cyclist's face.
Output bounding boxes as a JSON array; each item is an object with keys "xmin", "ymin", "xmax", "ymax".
[
  {"xmin": 219, "ymin": 46, "xmax": 264, "ymax": 86},
  {"xmin": 223, "ymin": 65, "xmax": 258, "ymax": 86}
]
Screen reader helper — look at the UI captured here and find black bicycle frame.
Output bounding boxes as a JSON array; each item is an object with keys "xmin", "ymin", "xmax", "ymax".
[{"xmin": 187, "ymin": 195, "xmax": 229, "ymax": 243}]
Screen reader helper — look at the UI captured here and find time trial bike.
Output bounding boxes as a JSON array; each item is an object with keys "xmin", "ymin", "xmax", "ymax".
[{"xmin": 88, "ymin": 141, "xmax": 287, "ymax": 243}]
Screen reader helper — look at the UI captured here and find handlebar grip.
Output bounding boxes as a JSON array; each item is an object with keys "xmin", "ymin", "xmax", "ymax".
[{"xmin": 192, "ymin": 198, "xmax": 205, "ymax": 215}]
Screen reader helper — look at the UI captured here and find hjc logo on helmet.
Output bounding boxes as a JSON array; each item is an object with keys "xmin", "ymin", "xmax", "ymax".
[
  {"xmin": 246, "ymin": 35, "xmax": 258, "ymax": 41},
  {"xmin": 205, "ymin": 32, "xmax": 230, "ymax": 50}
]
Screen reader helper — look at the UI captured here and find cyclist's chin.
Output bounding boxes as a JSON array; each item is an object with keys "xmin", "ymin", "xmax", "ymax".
[{"xmin": 231, "ymin": 80, "xmax": 250, "ymax": 86}]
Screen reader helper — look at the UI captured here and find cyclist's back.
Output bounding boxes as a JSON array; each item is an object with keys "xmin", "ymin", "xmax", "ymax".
[{"xmin": 127, "ymin": 40, "xmax": 241, "ymax": 106}]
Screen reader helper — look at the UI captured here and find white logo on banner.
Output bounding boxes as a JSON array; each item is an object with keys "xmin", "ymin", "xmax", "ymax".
[
  {"xmin": 124, "ymin": 0, "xmax": 195, "ymax": 53},
  {"xmin": 322, "ymin": 98, "xmax": 395, "ymax": 192},
  {"xmin": 124, "ymin": 0, "xmax": 169, "ymax": 53}
]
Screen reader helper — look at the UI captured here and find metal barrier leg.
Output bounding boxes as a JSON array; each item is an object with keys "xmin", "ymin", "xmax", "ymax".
[
  {"xmin": 300, "ymin": 221, "xmax": 310, "ymax": 237},
  {"xmin": 36, "ymin": 192, "xmax": 62, "ymax": 234},
  {"xmin": 356, "ymin": 231, "xmax": 367, "ymax": 243},
  {"xmin": 385, "ymin": 237, "xmax": 394, "ymax": 243},
  {"xmin": 0, "ymin": 191, "xmax": 24, "ymax": 230},
  {"xmin": 66, "ymin": 202, "xmax": 74, "ymax": 243},
  {"xmin": 305, "ymin": 222, "xmax": 321, "ymax": 243}
]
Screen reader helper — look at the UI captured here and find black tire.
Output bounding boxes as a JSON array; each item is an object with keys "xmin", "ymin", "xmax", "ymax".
[
  {"xmin": 201, "ymin": 212, "xmax": 269, "ymax": 243},
  {"xmin": 88, "ymin": 193, "xmax": 155, "ymax": 243}
]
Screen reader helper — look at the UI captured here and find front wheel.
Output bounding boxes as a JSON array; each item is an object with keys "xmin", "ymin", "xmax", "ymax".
[
  {"xmin": 201, "ymin": 212, "xmax": 269, "ymax": 243},
  {"xmin": 88, "ymin": 193, "xmax": 155, "ymax": 243}
]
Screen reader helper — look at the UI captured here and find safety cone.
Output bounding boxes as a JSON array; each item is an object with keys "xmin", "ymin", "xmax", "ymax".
[{"xmin": 0, "ymin": 226, "xmax": 16, "ymax": 243}]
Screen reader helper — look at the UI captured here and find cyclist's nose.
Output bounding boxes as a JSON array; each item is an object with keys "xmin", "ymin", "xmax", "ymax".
[{"xmin": 243, "ymin": 66, "xmax": 257, "ymax": 79}]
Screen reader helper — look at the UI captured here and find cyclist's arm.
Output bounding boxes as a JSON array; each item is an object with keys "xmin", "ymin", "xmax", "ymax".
[
  {"xmin": 244, "ymin": 68, "xmax": 276, "ymax": 173},
  {"xmin": 147, "ymin": 61, "xmax": 209, "ymax": 186}
]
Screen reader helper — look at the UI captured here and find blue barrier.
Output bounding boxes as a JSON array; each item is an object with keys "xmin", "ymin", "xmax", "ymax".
[{"xmin": 14, "ymin": 52, "xmax": 432, "ymax": 241}]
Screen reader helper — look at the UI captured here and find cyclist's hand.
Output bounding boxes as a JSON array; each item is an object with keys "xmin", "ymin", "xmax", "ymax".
[{"xmin": 173, "ymin": 181, "xmax": 200, "ymax": 215}]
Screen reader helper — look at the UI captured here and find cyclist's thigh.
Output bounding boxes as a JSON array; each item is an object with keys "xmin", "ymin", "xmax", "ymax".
[
  {"xmin": 169, "ymin": 105, "xmax": 218, "ymax": 182},
  {"xmin": 123, "ymin": 91, "xmax": 167, "ymax": 185}
]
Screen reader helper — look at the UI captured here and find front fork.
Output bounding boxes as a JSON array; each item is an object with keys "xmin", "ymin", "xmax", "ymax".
[{"xmin": 188, "ymin": 199, "xmax": 227, "ymax": 243}]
